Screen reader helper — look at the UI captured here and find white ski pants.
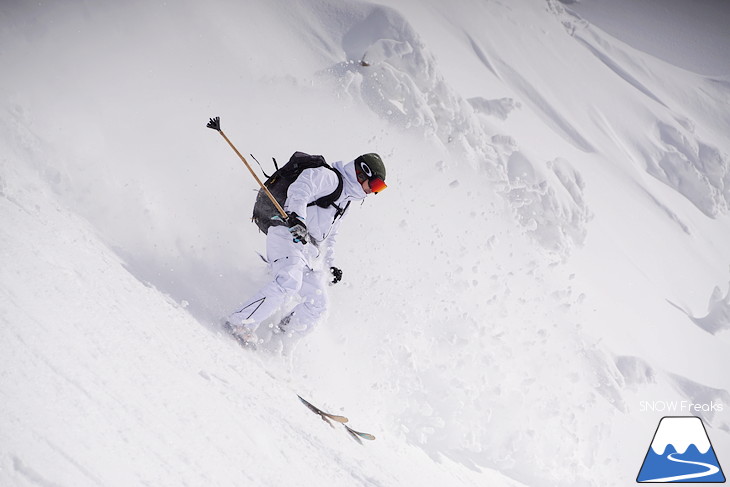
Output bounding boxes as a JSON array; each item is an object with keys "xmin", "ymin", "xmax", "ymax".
[{"xmin": 228, "ymin": 226, "xmax": 329, "ymax": 334}]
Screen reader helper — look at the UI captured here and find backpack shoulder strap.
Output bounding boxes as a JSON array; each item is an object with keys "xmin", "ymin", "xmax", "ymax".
[{"xmin": 308, "ymin": 166, "xmax": 344, "ymax": 208}]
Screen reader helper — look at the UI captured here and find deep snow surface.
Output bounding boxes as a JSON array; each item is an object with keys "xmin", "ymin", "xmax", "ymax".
[{"xmin": 2, "ymin": 1, "xmax": 729, "ymax": 486}]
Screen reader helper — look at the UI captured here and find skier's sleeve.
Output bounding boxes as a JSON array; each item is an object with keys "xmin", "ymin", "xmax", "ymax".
[
  {"xmin": 284, "ymin": 168, "xmax": 339, "ymax": 220},
  {"xmin": 323, "ymin": 206, "xmax": 348, "ymax": 266},
  {"xmin": 323, "ymin": 228, "xmax": 338, "ymax": 266}
]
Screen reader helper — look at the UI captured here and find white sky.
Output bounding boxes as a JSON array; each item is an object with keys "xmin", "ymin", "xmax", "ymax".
[{"xmin": 569, "ymin": 0, "xmax": 730, "ymax": 76}]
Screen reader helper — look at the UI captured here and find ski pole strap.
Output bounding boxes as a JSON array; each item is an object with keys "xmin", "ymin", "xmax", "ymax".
[{"xmin": 249, "ymin": 153, "xmax": 271, "ymax": 179}]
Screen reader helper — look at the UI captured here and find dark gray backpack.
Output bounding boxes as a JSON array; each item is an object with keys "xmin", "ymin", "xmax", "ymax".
[{"xmin": 252, "ymin": 152, "xmax": 346, "ymax": 234}]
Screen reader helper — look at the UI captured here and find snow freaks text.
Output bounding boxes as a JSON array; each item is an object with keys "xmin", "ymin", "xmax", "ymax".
[{"xmin": 639, "ymin": 401, "xmax": 724, "ymax": 413}]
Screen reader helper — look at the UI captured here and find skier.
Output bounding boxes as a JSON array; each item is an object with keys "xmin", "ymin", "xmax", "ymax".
[{"xmin": 225, "ymin": 153, "xmax": 387, "ymax": 346}]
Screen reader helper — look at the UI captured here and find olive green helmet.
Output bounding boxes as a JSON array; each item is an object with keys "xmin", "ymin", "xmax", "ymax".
[{"xmin": 355, "ymin": 153, "xmax": 387, "ymax": 192}]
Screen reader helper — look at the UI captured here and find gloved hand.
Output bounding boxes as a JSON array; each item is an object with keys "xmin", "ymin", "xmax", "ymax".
[
  {"xmin": 330, "ymin": 266, "xmax": 343, "ymax": 284},
  {"xmin": 285, "ymin": 212, "xmax": 307, "ymax": 244}
]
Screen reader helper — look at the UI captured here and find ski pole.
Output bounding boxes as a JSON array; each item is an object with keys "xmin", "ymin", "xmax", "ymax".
[{"xmin": 206, "ymin": 116, "xmax": 288, "ymax": 219}]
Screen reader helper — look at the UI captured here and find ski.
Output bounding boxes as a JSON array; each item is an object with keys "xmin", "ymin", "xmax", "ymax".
[
  {"xmin": 223, "ymin": 321, "xmax": 257, "ymax": 350},
  {"xmin": 297, "ymin": 395, "xmax": 375, "ymax": 443},
  {"xmin": 298, "ymin": 395, "xmax": 349, "ymax": 425},
  {"xmin": 344, "ymin": 424, "xmax": 376, "ymax": 443}
]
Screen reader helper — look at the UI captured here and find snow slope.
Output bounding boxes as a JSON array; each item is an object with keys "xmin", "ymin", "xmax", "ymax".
[
  {"xmin": 2, "ymin": 0, "xmax": 729, "ymax": 486},
  {"xmin": 1, "ymin": 158, "xmax": 518, "ymax": 487}
]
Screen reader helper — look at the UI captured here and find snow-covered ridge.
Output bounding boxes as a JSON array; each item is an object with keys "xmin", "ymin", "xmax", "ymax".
[
  {"xmin": 322, "ymin": 2, "xmax": 592, "ymax": 256},
  {"xmin": 554, "ymin": 1, "xmax": 730, "ymax": 218}
]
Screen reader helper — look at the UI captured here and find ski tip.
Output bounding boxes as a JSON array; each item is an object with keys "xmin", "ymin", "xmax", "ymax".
[
  {"xmin": 345, "ymin": 424, "xmax": 376, "ymax": 441},
  {"xmin": 297, "ymin": 395, "xmax": 323, "ymax": 414},
  {"xmin": 297, "ymin": 395, "xmax": 349, "ymax": 423}
]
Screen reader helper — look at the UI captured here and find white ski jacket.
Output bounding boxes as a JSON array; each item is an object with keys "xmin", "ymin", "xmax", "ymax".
[{"xmin": 283, "ymin": 159, "xmax": 366, "ymax": 263}]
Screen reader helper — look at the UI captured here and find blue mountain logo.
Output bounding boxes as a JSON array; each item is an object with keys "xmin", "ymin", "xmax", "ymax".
[{"xmin": 637, "ymin": 416, "xmax": 725, "ymax": 483}]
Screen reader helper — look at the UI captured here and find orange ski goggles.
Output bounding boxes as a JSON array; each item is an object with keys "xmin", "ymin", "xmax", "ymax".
[{"xmin": 369, "ymin": 177, "xmax": 387, "ymax": 194}]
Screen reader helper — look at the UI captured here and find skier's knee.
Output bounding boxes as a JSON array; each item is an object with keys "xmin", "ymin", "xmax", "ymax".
[
  {"xmin": 273, "ymin": 267, "xmax": 304, "ymax": 295},
  {"xmin": 303, "ymin": 290, "xmax": 329, "ymax": 317}
]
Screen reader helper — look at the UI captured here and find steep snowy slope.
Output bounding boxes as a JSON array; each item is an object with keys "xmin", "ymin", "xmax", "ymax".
[
  {"xmin": 2, "ymin": 0, "xmax": 729, "ymax": 486},
  {"xmin": 0, "ymin": 155, "xmax": 521, "ymax": 486}
]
